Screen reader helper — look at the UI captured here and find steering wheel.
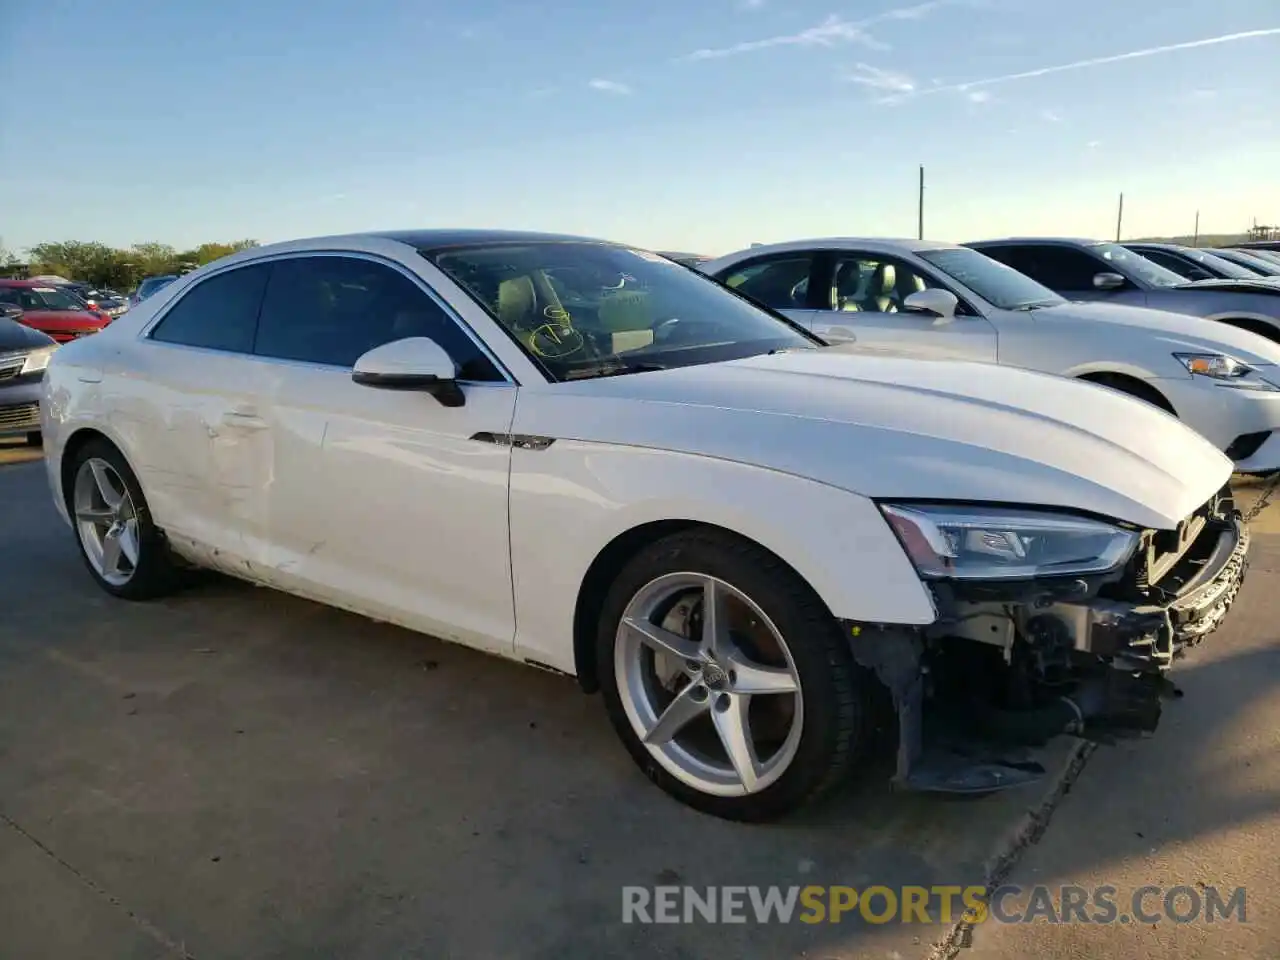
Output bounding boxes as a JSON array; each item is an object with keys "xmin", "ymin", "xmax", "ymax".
[{"xmin": 527, "ymin": 318, "xmax": 588, "ymax": 359}]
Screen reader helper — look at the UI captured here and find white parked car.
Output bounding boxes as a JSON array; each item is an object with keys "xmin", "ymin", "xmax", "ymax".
[
  {"xmin": 41, "ymin": 230, "xmax": 1248, "ymax": 821},
  {"xmin": 700, "ymin": 239, "xmax": 1280, "ymax": 473}
]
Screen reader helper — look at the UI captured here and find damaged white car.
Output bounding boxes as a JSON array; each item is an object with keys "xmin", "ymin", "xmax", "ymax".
[{"xmin": 41, "ymin": 230, "xmax": 1249, "ymax": 821}]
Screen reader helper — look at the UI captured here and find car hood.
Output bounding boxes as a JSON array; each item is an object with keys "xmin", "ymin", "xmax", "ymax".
[
  {"xmin": 1176, "ymin": 278, "xmax": 1280, "ymax": 293},
  {"xmin": 1033, "ymin": 300, "xmax": 1280, "ymax": 365},
  {"xmin": 518, "ymin": 350, "xmax": 1231, "ymax": 530},
  {"xmin": 18, "ymin": 310, "xmax": 106, "ymax": 331},
  {"xmin": 0, "ymin": 317, "xmax": 56, "ymax": 351}
]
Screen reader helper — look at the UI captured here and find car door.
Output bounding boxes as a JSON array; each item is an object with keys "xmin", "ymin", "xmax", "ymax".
[
  {"xmin": 979, "ymin": 244, "xmax": 1145, "ymax": 305},
  {"xmin": 714, "ymin": 252, "xmax": 830, "ymax": 332},
  {"xmin": 127, "ymin": 263, "xmax": 278, "ymax": 571},
  {"xmin": 808, "ymin": 251, "xmax": 998, "ymax": 361},
  {"xmin": 249, "ymin": 253, "xmax": 519, "ymax": 656}
]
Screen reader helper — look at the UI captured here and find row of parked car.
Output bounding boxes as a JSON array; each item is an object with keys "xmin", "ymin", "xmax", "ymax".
[
  {"xmin": 657, "ymin": 236, "xmax": 1280, "ymax": 476},
  {"xmin": 32, "ymin": 227, "xmax": 1261, "ymax": 820},
  {"xmin": 0, "ymin": 273, "xmax": 179, "ymax": 443}
]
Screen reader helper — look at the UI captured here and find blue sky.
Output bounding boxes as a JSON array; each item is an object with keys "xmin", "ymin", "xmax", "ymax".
[{"xmin": 2, "ymin": 0, "xmax": 1278, "ymax": 254}]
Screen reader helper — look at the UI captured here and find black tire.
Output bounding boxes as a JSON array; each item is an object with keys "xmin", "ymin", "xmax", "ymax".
[
  {"xmin": 66, "ymin": 438, "xmax": 181, "ymax": 601},
  {"xmin": 25, "ymin": 431, "xmax": 42, "ymax": 447},
  {"xmin": 596, "ymin": 527, "xmax": 869, "ymax": 822}
]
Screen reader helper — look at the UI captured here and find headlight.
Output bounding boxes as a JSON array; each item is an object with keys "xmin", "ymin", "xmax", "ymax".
[
  {"xmin": 880, "ymin": 504, "xmax": 1139, "ymax": 580},
  {"xmin": 19, "ymin": 346, "xmax": 55, "ymax": 375},
  {"xmin": 1174, "ymin": 352, "xmax": 1280, "ymax": 390}
]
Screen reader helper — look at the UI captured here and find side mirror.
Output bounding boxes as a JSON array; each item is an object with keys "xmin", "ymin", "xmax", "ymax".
[
  {"xmin": 352, "ymin": 336, "xmax": 465, "ymax": 407},
  {"xmin": 902, "ymin": 288, "xmax": 959, "ymax": 319},
  {"xmin": 1092, "ymin": 272, "xmax": 1126, "ymax": 290}
]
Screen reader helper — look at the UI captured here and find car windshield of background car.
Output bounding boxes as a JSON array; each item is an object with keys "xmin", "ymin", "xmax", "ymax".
[
  {"xmin": 1188, "ymin": 250, "xmax": 1262, "ymax": 280},
  {"xmin": 25, "ymin": 287, "xmax": 88, "ymax": 311},
  {"xmin": 1090, "ymin": 242, "xmax": 1186, "ymax": 287},
  {"xmin": 426, "ymin": 242, "xmax": 819, "ymax": 382},
  {"xmin": 916, "ymin": 247, "xmax": 1066, "ymax": 310}
]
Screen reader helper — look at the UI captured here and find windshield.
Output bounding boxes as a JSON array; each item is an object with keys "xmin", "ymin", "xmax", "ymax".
[
  {"xmin": 426, "ymin": 241, "xmax": 818, "ymax": 381},
  {"xmin": 916, "ymin": 246, "xmax": 1065, "ymax": 310},
  {"xmin": 1088, "ymin": 242, "xmax": 1186, "ymax": 287},
  {"xmin": 1186, "ymin": 249, "xmax": 1263, "ymax": 280},
  {"xmin": 0, "ymin": 286, "xmax": 88, "ymax": 311},
  {"xmin": 138, "ymin": 276, "xmax": 177, "ymax": 297}
]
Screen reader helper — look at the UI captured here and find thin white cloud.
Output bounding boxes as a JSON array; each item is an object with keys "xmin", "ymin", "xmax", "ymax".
[
  {"xmin": 966, "ymin": 89, "xmax": 992, "ymax": 103},
  {"xmin": 940, "ymin": 27, "xmax": 1280, "ymax": 98},
  {"xmin": 740, "ymin": 0, "xmax": 767, "ymax": 8},
  {"xmin": 680, "ymin": 3, "xmax": 951, "ymax": 61},
  {"xmin": 1086, "ymin": 140, "xmax": 1102, "ymax": 149},
  {"xmin": 684, "ymin": 14, "xmax": 883, "ymax": 60},
  {"xmin": 1040, "ymin": 109, "xmax": 1062, "ymax": 123},
  {"xmin": 842, "ymin": 62, "xmax": 916, "ymax": 94},
  {"xmin": 588, "ymin": 78, "xmax": 633, "ymax": 95}
]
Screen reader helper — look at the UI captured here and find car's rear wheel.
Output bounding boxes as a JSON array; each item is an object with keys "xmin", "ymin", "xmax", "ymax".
[
  {"xmin": 597, "ymin": 528, "xmax": 867, "ymax": 821},
  {"xmin": 68, "ymin": 439, "xmax": 180, "ymax": 600}
]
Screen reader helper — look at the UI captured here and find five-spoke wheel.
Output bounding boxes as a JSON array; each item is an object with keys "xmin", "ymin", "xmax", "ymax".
[
  {"xmin": 599, "ymin": 528, "xmax": 868, "ymax": 821},
  {"xmin": 615, "ymin": 572, "xmax": 804, "ymax": 797},
  {"xmin": 74, "ymin": 457, "xmax": 142, "ymax": 586},
  {"xmin": 66, "ymin": 438, "xmax": 180, "ymax": 600}
]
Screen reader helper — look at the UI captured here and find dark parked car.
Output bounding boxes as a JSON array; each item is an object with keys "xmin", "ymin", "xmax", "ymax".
[
  {"xmin": 1123, "ymin": 242, "xmax": 1279, "ymax": 284},
  {"xmin": 62, "ymin": 282, "xmax": 128, "ymax": 318},
  {"xmin": 966, "ymin": 237, "xmax": 1280, "ymax": 341},
  {"xmin": 1239, "ymin": 248, "xmax": 1280, "ymax": 267},
  {"xmin": 0, "ymin": 316, "xmax": 56, "ymax": 445},
  {"xmin": 128, "ymin": 274, "xmax": 178, "ymax": 307},
  {"xmin": 1211, "ymin": 248, "xmax": 1280, "ymax": 277}
]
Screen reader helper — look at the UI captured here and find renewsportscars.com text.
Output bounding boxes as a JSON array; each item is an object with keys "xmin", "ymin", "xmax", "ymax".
[{"xmin": 621, "ymin": 884, "xmax": 1247, "ymax": 926}]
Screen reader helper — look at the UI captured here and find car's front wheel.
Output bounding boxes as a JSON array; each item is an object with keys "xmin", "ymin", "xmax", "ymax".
[
  {"xmin": 597, "ymin": 528, "xmax": 869, "ymax": 821},
  {"xmin": 67, "ymin": 439, "xmax": 181, "ymax": 600}
]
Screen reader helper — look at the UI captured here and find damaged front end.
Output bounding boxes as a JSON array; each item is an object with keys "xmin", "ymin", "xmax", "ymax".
[{"xmin": 850, "ymin": 485, "xmax": 1249, "ymax": 794}]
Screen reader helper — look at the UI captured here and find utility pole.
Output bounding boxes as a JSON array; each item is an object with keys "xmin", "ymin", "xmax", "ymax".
[
  {"xmin": 1193, "ymin": 210, "xmax": 1200, "ymax": 246},
  {"xmin": 917, "ymin": 165, "xmax": 925, "ymax": 240},
  {"xmin": 1115, "ymin": 192, "xmax": 1124, "ymax": 241}
]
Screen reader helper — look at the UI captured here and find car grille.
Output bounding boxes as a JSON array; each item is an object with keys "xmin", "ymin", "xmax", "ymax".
[
  {"xmin": 0, "ymin": 353, "xmax": 23, "ymax": 382},
  {"xmin": 0, "ymin": 402, "xmax": 39, "ymax": 431},
  {"xmin": 1135, "ymin": 485, "xmax": 1233, "ymax": 591}
]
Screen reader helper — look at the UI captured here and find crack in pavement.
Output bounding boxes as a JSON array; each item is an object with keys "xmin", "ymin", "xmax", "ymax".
[
  {"xmin": 926, "ymin": 740, "xmax": 1097, "ymax": 959},
  {"xmin": 0, "ymin": 807, "xmax": 197, "ymax": 959}
]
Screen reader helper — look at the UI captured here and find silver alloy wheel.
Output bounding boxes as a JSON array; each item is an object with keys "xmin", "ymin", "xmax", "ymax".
[
  {"xmin": 614, "ymin": 572, "xmax": 804, "ymax": 797},
  {"xmin": 73, "ymin": 457, "xmax": 141, "ymax": 586}
]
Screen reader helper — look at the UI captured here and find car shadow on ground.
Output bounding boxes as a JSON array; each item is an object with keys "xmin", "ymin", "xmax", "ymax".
[{"xmin": 2, "ymin": 459, "xmax": 1279, "ymax": 960}]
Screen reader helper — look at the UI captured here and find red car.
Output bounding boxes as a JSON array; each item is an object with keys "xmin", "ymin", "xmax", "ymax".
[{"xmin": 0, "ymin": 280, "xmax": 110, "ymax": 343}]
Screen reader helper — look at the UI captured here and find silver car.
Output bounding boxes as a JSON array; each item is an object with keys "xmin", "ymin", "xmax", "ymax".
[
  {"xmin": 1124, "ymin": 242, "xmax": 1280, "ymax": 286},
  {"xmin": 968, "ymin": 237, "xmax": 1280, "ymax": 341}
]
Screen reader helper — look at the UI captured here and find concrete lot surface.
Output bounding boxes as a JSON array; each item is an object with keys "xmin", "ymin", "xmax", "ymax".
[{"xmin": 2, "ymin": 456, "xmax": 1278, "ymax": 959}]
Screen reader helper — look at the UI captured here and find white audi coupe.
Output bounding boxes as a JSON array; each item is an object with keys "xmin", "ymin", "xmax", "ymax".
[{"xmin": 40, "ymin": 230, "xmax": 1249, "ymax": 821}]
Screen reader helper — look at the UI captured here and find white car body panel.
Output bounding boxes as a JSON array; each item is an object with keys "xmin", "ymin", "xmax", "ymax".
[
  {"xmin": 702, "ymin": 239, "xmax": 1280, "ymax": 469},
  {"xmin": 41, "ymin": 233, "xmax": 1234, "ymax": 681}
]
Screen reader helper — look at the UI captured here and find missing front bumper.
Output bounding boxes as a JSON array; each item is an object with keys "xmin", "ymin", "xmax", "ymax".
[{"xmin": 846, "ymin": 509, "xmax": 1249, "ymax": 795}]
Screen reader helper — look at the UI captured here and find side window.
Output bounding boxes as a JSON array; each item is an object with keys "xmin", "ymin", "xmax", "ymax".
[
  {"xmin": 718, "ymin": 256, "xmax": 816, "ymax": 310},
  {"xmin": 1008, "ymin": 247, "xmax": 1103, "ymax": 290},
  {"xmin": 252, "ymin": 255, "xmax": 502, "ymax": 379},
  {"xmin": 149, "ymin": 265, "xmax": 269, "ymax": 353},
  {"xmin": 1134, "ymin": 250, "xmax": 1181, "ymax": 274},
  {"xmin": 829, "ymin": 255, "xmax": 939, "ymax": 314}
]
